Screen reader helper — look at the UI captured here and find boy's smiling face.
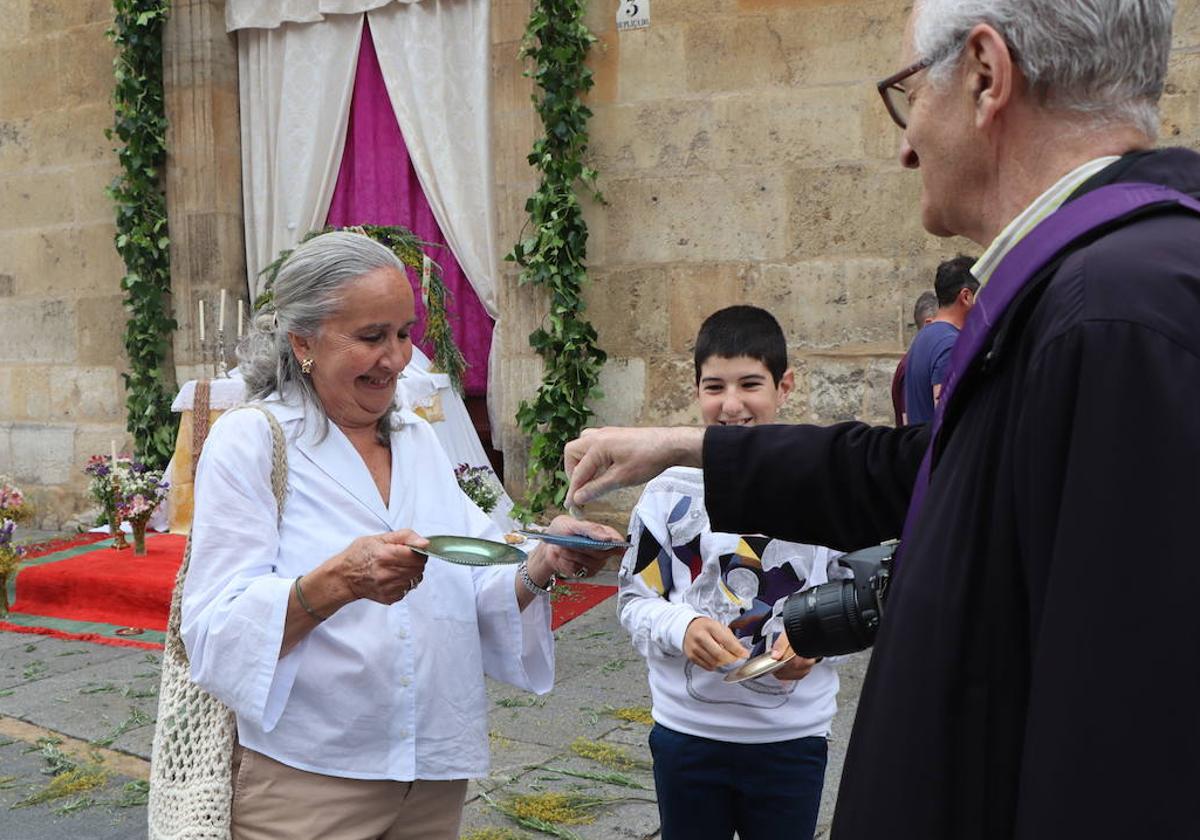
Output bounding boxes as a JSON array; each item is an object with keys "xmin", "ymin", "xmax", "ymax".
[{"xmin": 697, "ymin": 355, "xmax": 794, "ymax": 427}]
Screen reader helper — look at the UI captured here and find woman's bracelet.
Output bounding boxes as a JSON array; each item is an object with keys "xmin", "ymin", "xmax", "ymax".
[
  {"xmin": 518, "ymin": 561, "xmax": 556, "ymax": 597},
  {"xmin": 294, "ymin": 575, "xmax": 329, "ymax": 621}
]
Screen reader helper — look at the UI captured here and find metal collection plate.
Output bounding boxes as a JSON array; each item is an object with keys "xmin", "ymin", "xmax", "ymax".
[
  {"xmin": 413, "ymin": 536, "xmax": 527, "ymax": 566},
  {"xmin": 515, "ymin": 530, "xmax": 633, "ymax": 550},
  {"xmin": 722, "ymin": 650, "xmax": 796, "ymax": 684}
]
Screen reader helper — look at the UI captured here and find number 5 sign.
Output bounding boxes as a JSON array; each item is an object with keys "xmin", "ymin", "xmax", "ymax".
[{"xmin": 617, "ymin": 0, "xmax": 650, "ymax": 31}]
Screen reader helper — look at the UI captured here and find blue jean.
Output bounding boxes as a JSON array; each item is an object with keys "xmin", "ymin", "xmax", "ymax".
[{"xmin": 649, "ymin": 723, "xmax": 828, "ymax": 840}]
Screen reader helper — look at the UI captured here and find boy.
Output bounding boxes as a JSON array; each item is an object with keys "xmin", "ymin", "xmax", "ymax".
[{"xmin": 619, "ymin": 305, "xmax": 844, "ymax": 840}]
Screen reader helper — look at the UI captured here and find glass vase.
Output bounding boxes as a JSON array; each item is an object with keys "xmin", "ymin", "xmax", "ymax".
[{"xmin": 131, "ymin": 519, "xmax": 148, "ymax": 556}]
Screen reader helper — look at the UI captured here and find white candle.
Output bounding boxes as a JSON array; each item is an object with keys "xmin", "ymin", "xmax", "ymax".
[
  {"xmin": 218, "ymin": 289, "xmax": 227, "ymax": 332},
  {"xmin": 421, "ymin": 255, "xmax": 432, "ymax": 306},
  {"xmin": 111, "ymin": 439, "xmax": 118, "ymax": 465},
  {"xmin": 198, "ymin": 299, "xmax": 206, "ymax": 343},
  {"xmin": 237, "ymin": 299, "xmax": 244, "ymax": 340}
]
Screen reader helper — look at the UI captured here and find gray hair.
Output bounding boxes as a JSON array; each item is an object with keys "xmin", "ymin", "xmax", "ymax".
[
  {"xmin": 913, "ymin": 0, "xmax": 1175, "ymax": 138},
  {"xmin": 239, "ymin": 230, "xmax": 406, "ymax": 443},
  {"xmin": 913, "ymin": 290, "xmax": 939, "ymax": 328}
]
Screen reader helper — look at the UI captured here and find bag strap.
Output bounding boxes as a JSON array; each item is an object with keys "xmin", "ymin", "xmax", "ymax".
[{"xmin": 165, "ymin": 403, "xmax": 288, "ymax": 665}]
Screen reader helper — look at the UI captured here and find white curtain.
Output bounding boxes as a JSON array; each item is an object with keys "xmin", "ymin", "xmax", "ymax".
[
  {"xmin": 227, "ymin": 0, "xmax": 399, "ymax": 32},
  {"xmin": 366, "ymin": 1, "xmax": 499, "ymax": 319},
  {"xmin": 237, "ymin": 15, "xmax": 364, "ymax": 297}
]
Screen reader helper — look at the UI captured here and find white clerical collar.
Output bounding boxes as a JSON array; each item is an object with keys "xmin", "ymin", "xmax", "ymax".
[{"xmin": 972, "ymin": 155, "xmax": 1121, "ymax": 286}]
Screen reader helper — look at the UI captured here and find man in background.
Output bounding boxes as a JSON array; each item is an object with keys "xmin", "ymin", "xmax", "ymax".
[
  {"xmin": 891, "ymin": 289, "xmax": 939, "ymax": 425},
  {"xmin": 903, "ymin": 257, "xmax": 977, "ymax": 425}
]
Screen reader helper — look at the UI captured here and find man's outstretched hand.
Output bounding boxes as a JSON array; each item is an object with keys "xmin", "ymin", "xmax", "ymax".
[{"xmin": 564, "ymin": 426, "xmax": 706, "ymax": 507}]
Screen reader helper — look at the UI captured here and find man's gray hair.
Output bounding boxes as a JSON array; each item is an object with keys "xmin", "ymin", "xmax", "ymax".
[
  {"xmin": 913, "ymin": 290, "xmax": 939, "ymax": 328},
  {"xmin": 913, "ymin": 0, "xmax": 1175, "ymax": 138},
  {"xmin": 239, "ymin": 230, "xmax": 405, "ymax": 442}
]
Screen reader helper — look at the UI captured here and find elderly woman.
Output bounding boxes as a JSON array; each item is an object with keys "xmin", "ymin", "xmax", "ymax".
[{"xmin": 181, "ymin": 231, "xmax": 620, "ymax": 840}]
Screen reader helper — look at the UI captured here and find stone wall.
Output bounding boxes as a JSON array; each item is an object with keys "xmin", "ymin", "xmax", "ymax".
[
  {"xmin": 0, "ymin": 0, "xmax": 129, "ymax": 528},
  {"xmin": 491, "ymin": 0, "xmax": 1200, "ymax": 518}
]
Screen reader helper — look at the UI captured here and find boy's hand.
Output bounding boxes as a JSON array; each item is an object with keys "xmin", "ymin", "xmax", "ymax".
[
  {"xmin": 768, "ymin": 633, "xmax": 820, "ymax": 681},
  {"xmin": 683, "ymin": 617, "xmax": 750, "ymax": 671}
]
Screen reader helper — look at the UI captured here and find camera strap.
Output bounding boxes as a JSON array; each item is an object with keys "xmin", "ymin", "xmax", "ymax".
[{"xmin": 897, "ymin": 181, "xmax": 1200, "ymax": 570}]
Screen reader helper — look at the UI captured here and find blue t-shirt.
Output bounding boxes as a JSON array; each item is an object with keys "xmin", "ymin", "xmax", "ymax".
[{"xmin": 904, "ymin": 321, "xmax": 960, "ymax": 425}]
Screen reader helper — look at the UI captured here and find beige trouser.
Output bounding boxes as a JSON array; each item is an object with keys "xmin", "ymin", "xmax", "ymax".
[{"xmin": 231, "ymin": 744, "xmax": 468, "ymax": 840}]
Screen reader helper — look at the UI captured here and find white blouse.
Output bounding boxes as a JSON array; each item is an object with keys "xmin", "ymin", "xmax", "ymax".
[{"xmin": 180, "ymin": 394, "xmax": 553, "ymax": 781}]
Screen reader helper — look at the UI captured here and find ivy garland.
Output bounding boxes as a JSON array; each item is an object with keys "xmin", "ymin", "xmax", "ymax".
[
  {"xmin": 106, "ymin": 0, "xmax": 177, "ymax": 468},
  {"xmin": 257, "ymin": 225, "xmax": 468, "ymax": 394},
  {"xmin": 508, "ymin": 0, "xmax": 606, "ymax": 518}
]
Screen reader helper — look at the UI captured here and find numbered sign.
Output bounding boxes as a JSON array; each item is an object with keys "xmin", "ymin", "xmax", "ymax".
[{"xmin": 617, "ymin": 0, "xmax": 650, "ymax": 31}]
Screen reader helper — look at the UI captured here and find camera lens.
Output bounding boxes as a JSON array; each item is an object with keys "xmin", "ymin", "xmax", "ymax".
[{"xmin": 782, "ymin": 578, "xmax": 880, "ymax": 658}]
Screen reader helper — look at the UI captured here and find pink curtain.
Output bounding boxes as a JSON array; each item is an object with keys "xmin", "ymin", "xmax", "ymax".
[{"xmin": 326, "ymin": 20, "xmax": 493, "ymax": 396}]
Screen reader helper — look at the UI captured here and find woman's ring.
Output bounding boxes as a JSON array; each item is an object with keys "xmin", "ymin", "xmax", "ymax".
[{"xmin": 575, "ymin": 567, "xmax": 588, "ymax": 578}]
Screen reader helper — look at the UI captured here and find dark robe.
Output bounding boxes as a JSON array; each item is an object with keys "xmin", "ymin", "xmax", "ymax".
[{"xmin": 703, "ymin": 148, "xmax": 1200, "ymax": 839}]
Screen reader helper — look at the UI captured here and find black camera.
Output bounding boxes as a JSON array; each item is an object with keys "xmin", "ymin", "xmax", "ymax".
[{"xmin": 781, "ymin": 542, "xmax": 896, "ymax": 658}]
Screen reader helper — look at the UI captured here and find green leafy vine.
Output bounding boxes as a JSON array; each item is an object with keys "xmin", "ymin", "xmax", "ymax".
[
  {"xmin": 509, "ymin": 0, "xmax": 606, "ymax": 518},
  {"xmin": 257, "ymin": 225, "xmax": 468, "ymax": 394},
  {"xmin": 106, "ymin": 0, "xmax": 176, "ymax": 468}
]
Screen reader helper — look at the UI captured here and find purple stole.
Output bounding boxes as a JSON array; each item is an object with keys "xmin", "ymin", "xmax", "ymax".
[{"xmin": 898, "ymin": 182, "xmax": 1200, "ymax": 566}]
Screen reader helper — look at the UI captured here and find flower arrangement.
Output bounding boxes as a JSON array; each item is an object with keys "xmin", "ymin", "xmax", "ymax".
[
  {"xmin": 455, "ymin": 464, "xmax": 503, "ymax": 514},
  {"xmin": 84, "ymin": 455, "xmax": 168, "ymax": 555},
  {"xmin": 0, "ymin": 477, "xmax": 30, "ymax": 616}
]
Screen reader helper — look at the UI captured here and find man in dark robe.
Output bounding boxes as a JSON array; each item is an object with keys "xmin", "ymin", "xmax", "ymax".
[{"xmin": 564, "ymin": 1, "xmax": 1200, "ymax": 837}]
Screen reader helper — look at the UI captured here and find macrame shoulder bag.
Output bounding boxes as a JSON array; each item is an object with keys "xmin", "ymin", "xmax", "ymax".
[{"xmin": 148, "ymin": 405, "xmax": 289, "ymax": 840}]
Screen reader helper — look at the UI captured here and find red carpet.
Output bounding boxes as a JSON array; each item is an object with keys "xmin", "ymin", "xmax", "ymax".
[
  {"xmin": 551, "ymin": 582, "xmax": 617, "ymax": 630},
  {"xmin": 1, "ymin": 536, "xmax": 615, "ymax": 649}
]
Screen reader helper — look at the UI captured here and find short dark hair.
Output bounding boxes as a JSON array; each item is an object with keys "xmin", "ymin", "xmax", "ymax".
[
  {"xmin": 913, "ymin": 291, "xmax": 938, "ymax": 328},
  {"xmin": 693, "ymin": 305, "xmax": 788, "ymax": 385},
  {"xmin": 934, "ymin": 256, "xmax": 980, "ymax": 307}
]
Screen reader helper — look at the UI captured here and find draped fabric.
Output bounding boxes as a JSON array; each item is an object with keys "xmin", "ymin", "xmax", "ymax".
[
  {"xmin": 226, "ymin": 0, "xmax": 408, "ymax": 32},
  {"xmin": 235, "ymin": 0, "xmax": 502, "ymax": 431},
  {"xmin": 237, "ymin": 15, "xmax": 363, "ymax": 298},
  {"xmin": 326, "ymin": 22, "xmax": 493, "ymax": 396}
]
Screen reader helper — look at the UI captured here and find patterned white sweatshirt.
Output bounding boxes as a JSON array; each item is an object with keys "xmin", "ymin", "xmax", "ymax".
[{"xmin": 619, "ymin": 467, "xmax": 847, "ymax": 744}]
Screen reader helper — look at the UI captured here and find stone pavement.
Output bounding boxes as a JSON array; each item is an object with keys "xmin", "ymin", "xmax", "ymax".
[{"xmin": 0, "ymin": 568, "xmax": 868, "ymax": 839}]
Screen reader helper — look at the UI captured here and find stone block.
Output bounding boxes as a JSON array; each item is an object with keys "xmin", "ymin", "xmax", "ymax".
[
  {"xmin": 0, "ymin": 367, "xmax": 51, "ymax": 419},
  {"xmin": 588, "ymin": 99, "xmax": 718, "ymax": 177},
  {"xmin": 492, "ymin": 0, "xmax": 532, "ymax": 45},
  {"xmin": 0, "ymin": 0, "xmax": 32, "ymax": 47},
  {"xmin": 30, "ymin": 103, "xmax": 112, "ymax": 170},
  {"xmin": 616, "ymin": 24, "xmax": 688, "ymax": 102},
  {"xmin": 0, "ymin": 117, "xmax": 33, "ymax": 174},
  {"xmin": 0, "ymin": 170, "xmax": 76, "ymax": 229},
  {"xmin": 73, "ymin": 161, "xmax": 122, "ymax": 225},
  {"xmin": 645, "ymin": 354, "xmax": 702, "ymax": 426},
  {"xmin": 491, "ymin": 38, "xmax": 535, "ymax": 116},
  {"xmin": 0, "ymin": 39, "xmax": 59, "ymax": 119},
  {"xmin": 748, "ymin": 258, "xmax": 909, "ymax": 350},
  {"xmin": 603, "ymin": 171, "xmax": 789, "ymax": 265},
  {"xmin": 0, "ymin": 273, "xmax": 12, "ymax": 296},
  {"xmin": 2, "ymin": 224, "xmax": 123, "ymax": 297},
  {"xmin": 55, "ymin": 23, "xmax": 118, "ymax": 108},
  {"xmin": 75, "ymin": 294, "xmax": 127, "ymax": 365},
  {"xmin": 165, "ymin": 88, "xmax": 245, "ymax": 216},
  {"xmin": 6, "ymin": 423, "xmax": 75, "ymax": 484},
  {"xmin": 683, "ymin": 15, "xmax": 791, "ymax": 94},
  {"xmin": 1162, "ymin": 52, "xmax": 1200, "ymax": 147},
  {"xmin": 0, "ymin": 299, "xmax": 76, "ymax": 363},
  {"xmin": 666, "ymin": 262, "xmax": 757, "ymax": 353},
  {"xmin": 50, "ymin": 365, "xmax": 123, "ymax": 422},
  {"xmin": 714, "ymin": 87, "xmax": 866, "ymax": 169},
  {"xmin": 582, "ymin": 265, "xmax": 670, "ymax": 356},
  {"xmin": 28, "ymin": 0, "xmax": 111, "ymax": 32},
  {"xmin": 164, "ymin": 0, "xmax": 239, "ymax": 89},
  {"xmin": 586, "ymin": 31, "xmax": 619, "ymax": 106},
  {"xmin": 804, "ymin": 355, "xmax": 896, "ymax": 425},
  {"xmin": 768, "ymin": 1, "xmax": 909, "ymax": 87},
  {"xmin": 785, "ymin": 162, "xmax": 937, "ymax": 261},
  {"xmin": 1174, "ymin": 1, "xmax": 1200, "ymax": 49},
  {"xmin": 590, "ymin": 357, "xmax": 646, "ymax": 427},
  {"xmin": 654, "ymin": 0, "xmax": 739, "ymax": 23}
]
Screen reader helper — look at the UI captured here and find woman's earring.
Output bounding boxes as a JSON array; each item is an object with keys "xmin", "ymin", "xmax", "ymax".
[{"xmin": 301, "ymin": 358, "xmax": 314, "ymax": 375}]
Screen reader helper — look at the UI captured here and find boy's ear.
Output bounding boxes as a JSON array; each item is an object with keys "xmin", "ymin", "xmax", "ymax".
[{"xmin": 777, "ymin": 368, "xmax": 796, "ymax": 405}]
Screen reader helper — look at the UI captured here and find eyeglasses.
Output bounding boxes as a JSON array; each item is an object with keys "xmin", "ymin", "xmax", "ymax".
[{"xmin": 876, "ymin": 58, "xmax": 932, "ymax": 129}]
